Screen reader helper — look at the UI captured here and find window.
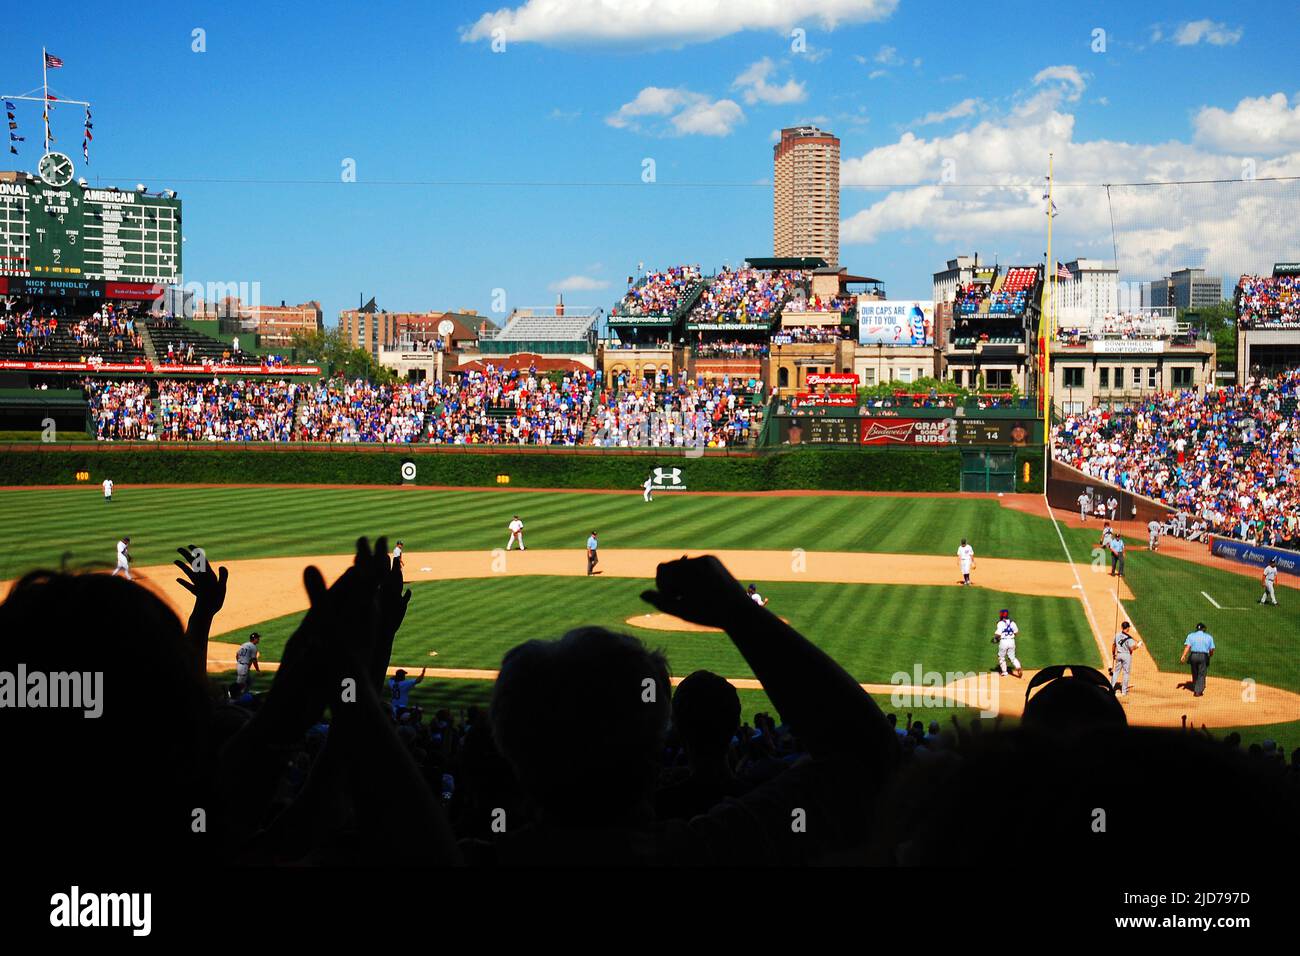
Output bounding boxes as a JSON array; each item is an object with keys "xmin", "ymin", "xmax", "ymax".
[
  {"xmin": 1149, "ymin": 367, "xmax": 1158, "ymax": 388},
  {"xmin": 1063, "ymin": 367, "xmax": 1084, "ymax": 388},
  {"xmin": 1062, "ymin": 401, "xmax": 1085, "ymax": 415},
  {"xmin": 1172, "ymin": 366, "xmax": 1193, "ymax": 387},
  {"xmin": 987, "ymin": 369, "xmax": 1012, "ymax": 389},
  {"xmin": 952, "ymin": 369, "xmax": 963, "ymax": 386},
  {"xmin": 1099, "ymin": 367, "xmax": 1109, "ymax": 388},
  {"xmin": 899, "ymin": 367, "xmax": 913, "ymax": 383},
  {"xmin": 862, "ymin": 367, "xmax": 876, "ymax": 386},
  {"xmin": 1113, "ymin": 367, "xmax": 1125, "ymax": 388}
]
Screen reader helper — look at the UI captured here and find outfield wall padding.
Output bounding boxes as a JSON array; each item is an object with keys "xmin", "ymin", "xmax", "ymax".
[{"xmin": 0, "ymin": 444, "xmax": 996, "ymax": 492}]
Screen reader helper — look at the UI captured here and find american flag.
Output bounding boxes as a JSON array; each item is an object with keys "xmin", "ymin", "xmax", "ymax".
[
  {"xmin": 45, "ymin": 52, "xmax": 64, "ymax": 68},
  {"xmin": 1056, "ymin": 262, "xmax": 1072, "ymax": 281}
]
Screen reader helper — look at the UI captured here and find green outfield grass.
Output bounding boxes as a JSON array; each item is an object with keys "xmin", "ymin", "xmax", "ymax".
[
  {"xmin": 223, "ymin": 576, "xmax": 1098, "ymax": 684},
  {"xmin": 0, "ymin": 485, "xmax": 1100, "ymax": 581}
]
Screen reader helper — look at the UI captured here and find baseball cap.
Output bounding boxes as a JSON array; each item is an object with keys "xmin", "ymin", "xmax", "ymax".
[
  {"xmin": 999, "ymin": 609, "xmax": 1009, "ymax": 618},
  {"xmin": 249, "ymin": 631, "xmax": 261, "ymax": 640}
]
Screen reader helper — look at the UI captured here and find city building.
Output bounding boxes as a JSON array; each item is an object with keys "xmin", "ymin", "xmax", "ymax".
[
  {"xmin": 190, "ymin": 297, "xmax": 322, "ymax": 348},
  {"xmin": 1056, "ymin": 258, "xmax": 1118, "ymax": 328},
  {"xmin": 340, "ymin": 297, "xmax": 486, "ymax": 358},
  {"xmin": 773, "ymin": 126, "xmax": 840, "ymax": 266},
  {"xmin": 932, "ymin": 254, "xmax": 981, "ymax": 304},
  {"xmin": 1144, "ymin": 267, "xmax": 1224, "ymax": 310}
]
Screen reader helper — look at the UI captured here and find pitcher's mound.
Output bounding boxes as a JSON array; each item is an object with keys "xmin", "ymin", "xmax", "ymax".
[{"xmin": 626, "ymin": 612, "xmax": 788, "ymax": 633}]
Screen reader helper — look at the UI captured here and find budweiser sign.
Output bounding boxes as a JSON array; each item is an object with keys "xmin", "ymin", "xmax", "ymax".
[
  {"xmin": 859, "ymin": 418, "xmax": 954, "ymax": 445},
  {"xmin": 805, "ymin": 373, "xmax": 859, "ymax": 386}
]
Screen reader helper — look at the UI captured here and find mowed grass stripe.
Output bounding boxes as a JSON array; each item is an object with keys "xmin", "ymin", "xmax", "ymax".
[{"xmin": 232, "ymin": 576, "xmax": 1097, "ymax": 685}]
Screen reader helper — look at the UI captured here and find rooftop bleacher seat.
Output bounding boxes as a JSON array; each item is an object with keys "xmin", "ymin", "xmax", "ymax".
[
  {"xmin": 497, "ymin": 313, "xmax": 596, "ymax": 341},
  {"xmin": 0, "ymin": 316, "xmax": 146, "ymax": 364},
  {"xmin": 148, "ymin": 322, "xmax": 249, "ymax": 364}
]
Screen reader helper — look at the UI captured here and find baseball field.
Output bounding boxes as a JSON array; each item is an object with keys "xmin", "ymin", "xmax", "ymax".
[{"xmin": 2, "ymin": 483, "xmax": 1297, "ymax": 748}]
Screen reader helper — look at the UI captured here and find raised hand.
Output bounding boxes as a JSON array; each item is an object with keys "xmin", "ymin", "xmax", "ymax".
[
  {"xmin": 640, "ymin": 554, "xmax": 752, "ymax": 629},
  {"xmin": 173, "ymin": 545, "xmax": 229, "ymax": 672}
]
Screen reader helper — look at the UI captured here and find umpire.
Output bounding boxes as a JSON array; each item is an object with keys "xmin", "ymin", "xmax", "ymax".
[{"xmin": 1179, "ymin": 623, "xmax": 1215, "ymax": 697}]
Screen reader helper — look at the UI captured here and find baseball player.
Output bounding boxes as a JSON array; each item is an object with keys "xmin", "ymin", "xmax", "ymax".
[
  {"xmin": 957, "ymin": 538, "xmax": 975, "ymax": 587},
  {"xmin": 747, "ymin": 584, "xmax": 769, "ymax": 607},
  {"xmin": 1077, "ymin": 491, "xmax": 1090, "ymax": 522},
  {"xmin": 392, "ymin": 540, "xmax": 404, "ymax": 568},
  {"xmin": 112, "ymin": 536, "xmax": 132, "ymax": 580},
  {"xmin": 1147, "ymin": 518, "xmax": 1162, "ymax": 553},
  {"xmin": 586, "ymin": 531, "xmax": 600, "ymax": 575},
  {"xmin": 1110, "ymin": 621, "xmax": 1143, "ymax": 697},
  {"xmin": 1260, "ymin": 558, "xmax": 1279, "ymax": 606},
  {"xmin": 507, "ymin": 515, "xmax": 525, "ymax": 551},
  {"xmin": 992, "ymin": 609, "xmax": 1022, "ymax": 678},
  {"xmin": 643, "ymin": 473, "xmax": 654, "ymax": 503},
  {"xmin": 235, "ymin": 632, "xmax": 261, "ymax": 692},
  {"xmin": 1099, "ymin": 521, "xmax": 1114, "ymax": 551},
  {"xmin": 1106, "ymin": 495, "xmax": 1119, "ymax": 521},
  {"xmin": 102, "ymin": 477, "xmax": 114, "ymax": 503}
]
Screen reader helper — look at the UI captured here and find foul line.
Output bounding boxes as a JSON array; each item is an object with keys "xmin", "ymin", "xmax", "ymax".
[
  {"xmin": 1043, "ymin": 492, "xmax": 1109, "ymax": 664},
  {"xmin": 1201, "ymin": 591, "xmax": 1223, "ymax": 609}
]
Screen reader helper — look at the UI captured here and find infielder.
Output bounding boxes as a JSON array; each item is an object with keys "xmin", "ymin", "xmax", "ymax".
[
  {"xmin": 1077, "ymin": 491, "xmax": 1091, "ymax": 521},
  {"xmin": 586, "ymin": 531, "xmax": 599, "ymax": 575},
  {"xmin": 992, "ymin": 609, "xmax": 1022, "ymax": 678},
  {"xmin": 747, "ymin": 584, "xmax": 769, "ymax": 607},
  {"xmin": 1260, "ymin": 558, "xmax": 1279, "ymax": 606},
  {"xmin": 112, "ymin": 536, "xmax": 132, "ymax": 580},
  {"xmin": 102, "ymin": 477, "xmax": 114, "ymax": 503},
  {"xmin": 507, "ymin": 515, "xmax": 525, "ymax": 551},
  {"xmin": 1147, "ymin": 518, "xmax": 1162, "ymax": 553},
  {"xmin": 235, "ymin": 632, "xmax": 261, "ymax": 692},
  {"xmin": 392, "ymin": 540, "xmax": 404, "ymax": 567},
  {"xmin": 957, "ymin": 538, "xmax": 975, "ymax": 587},
  {"xmin": 642, "ymin": 474, "xmax": 654, "ymax": 502},
  {"xmin": 1099, "ymin": 521, "xmax": 1114, "ymax": 551},
  {"xmin": 1110, "ymin": 621, "xmax": 1142, "ymax": 697}
]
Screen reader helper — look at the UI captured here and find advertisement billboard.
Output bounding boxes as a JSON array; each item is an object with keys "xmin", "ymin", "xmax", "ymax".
[{"xmin": 858, "ymin": 300, "xmax": 934, "ymax": 346}]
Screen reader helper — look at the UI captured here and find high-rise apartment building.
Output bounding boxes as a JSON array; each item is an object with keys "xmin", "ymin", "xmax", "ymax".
[{"xmin": 774, "ymin": 126, "xmax": 840, "ymax": 266}]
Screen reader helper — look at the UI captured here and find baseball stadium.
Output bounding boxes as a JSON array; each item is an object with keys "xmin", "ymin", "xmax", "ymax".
[{"xmin": 2, "ymin": 8, "xmax": 1300, "ymax": 889}]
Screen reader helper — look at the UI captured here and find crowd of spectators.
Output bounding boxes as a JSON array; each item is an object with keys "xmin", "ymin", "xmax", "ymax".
[
  {"xmin": 689, "ymin": 268, "xmax": 805, "ymax": 324},
  {"xmin": 0, "ymin": 313, "xmax": 59, "ymax": 355},
  {"xmin": 588, "ymin": 381, "xmax": 761, "ymax": 447},
  {"xmin": 1052, "ymin": 369, "xmax": 1300, "ymax": 549},
  {"xmin": 157, "ymin": 379, "xmax": 300, "ymax": 442},
  {"xmin": 1237, "ymin": 273, "xmax": 1300, "ymax": 329},
  {"xmin": 11, "ymin": 540, "xmax": 1297, "ymax": 870},
  {"xmin": 783, "ymin": 292, "xmax": 856, "ymax": 315},
  {"xmin": 775, "ymin": 324, "xmax": 854, "ymax": 344},
  {"xmin": 612, "ymin": 265, "xmax": 702, "ymax": 317},
  {"xmin": 84, "ymin": 379, "xmax": 155, "ymax": 440},
  {"xmin": 1056, "ymin": 313, "xmax": 1181, "ymax": 344},
  {"xmin": 694, "ymin": 339, "xmax": 770, "ymax": 358}
]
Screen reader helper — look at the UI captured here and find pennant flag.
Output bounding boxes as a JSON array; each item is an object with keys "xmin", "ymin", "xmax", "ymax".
[
  {"xmin": 3, "ymin": 100, "xmax": 15, "ymax": 110},
  {"xmin": 9, "ymin": 146, "xmax": 16, "ymax": 155},
  {"xmin": 7, "ymin": 122, "xmax": 15, "ymax": 130},
  {"xmin": 82, "ymin": 139, "xmax": 88, "ymax": 162},
  {"xmin": 10, "ymin": 134, "xmax": 24, "ymax": 141},
  {"xmin": 46, "ymin": 94, "xmax": 58, "ymax": 101},
  {"xmin": 45, "ymin": 52, "xmax": 64, "ymax": 68},
  {"xmin": 84, "ymin": 130, "xmax": 92, "ymax": 141}
]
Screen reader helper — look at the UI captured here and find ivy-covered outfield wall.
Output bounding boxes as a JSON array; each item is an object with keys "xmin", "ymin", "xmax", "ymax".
[{"xmin": 0, "ymin": 444, "xmax": 1045, "ymax": 494}]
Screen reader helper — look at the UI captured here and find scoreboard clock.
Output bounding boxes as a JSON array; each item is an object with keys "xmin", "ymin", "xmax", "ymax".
[{"xmin": 0, "ymin": 157, "xmax": 182, "ymax": 284}]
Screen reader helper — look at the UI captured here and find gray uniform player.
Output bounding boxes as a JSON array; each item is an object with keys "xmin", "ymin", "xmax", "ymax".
[
  {"xmin": 235, "ymin": 633, "xmax": 261, "ymax": 691},
  {"xmin": 1147, "ymin": 519, "xmax": 1161, "ymax": 552},
  {"xmin": 1260, "ymin": 559, "xmax": 1279, "ymax": 606},
  {"xmin": 1111, "ymin": 621, "xmax": 1143, "ymax": 696}
]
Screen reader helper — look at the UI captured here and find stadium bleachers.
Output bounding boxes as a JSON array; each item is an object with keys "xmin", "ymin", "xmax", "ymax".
[
  {"xmin": 148, "ymin": 321, "xmax": 249, "ymax": 365},
  {"xmin": 0, "ymin": 309, "xmax": 147, "ymax": 364},
  {"xmin": 495, "ymin": 311, "xmax": 597, "ymax": 341},
  {"xmin": 1237, "ymin": 273, "xmax": 1300, "ymax": 328}
]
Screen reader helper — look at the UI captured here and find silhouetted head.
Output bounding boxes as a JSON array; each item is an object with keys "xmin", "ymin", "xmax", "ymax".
[
  {"xmin": 0, "ymin": 571, "xmax": 212, "ymax": 863},
  {"xmin": 1023, "ymin": 666, "xmax": 1126, "ymax": 734},
  {"xmin": 672, "ymin": 670, "xmax": 740, "ymax": 763},
  {"xmin": 491, "ymin": 627, "xmax": 670, "ymax": 822}
]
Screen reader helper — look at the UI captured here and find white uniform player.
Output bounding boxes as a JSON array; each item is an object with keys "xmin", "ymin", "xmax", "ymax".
[
  {"xmin": 746, "ymin": 584, "xmax": 768, "ymax": 607},
  {"xmin": 957, "ymin": 539, "xmax": 975, "ymax": 586},
  {"xmin": 392, "ymin": 540, "xmax": 404, "ymax": 567},
  {"xmin": 994, "ymin": 610, "xmax": 1021, "ymax": 677},
  {"xmin": 102, "ymin": 478, "xmax": 114, "ymax": 502},
  {"xmin": 1077, "ymin": 492, "xmax": 1090, "ymax": 521},
  {"xmin": 507, "ymin": 516, "xmax": 525, "ymax": 550},
  {"xmin": 1260, "ymin": 560, "xmax": 1279, "ymax": 606},
  {"xmin": 1147, "ymin": 519, "xmax": 1161, "ymax": 553},
  {"xmin": 643, "ymin": 474, "xmax": 654, "ymax": 502},
  {"xmin": 112, "ymin": 537, "xmax": 131, "ymax": 580}
]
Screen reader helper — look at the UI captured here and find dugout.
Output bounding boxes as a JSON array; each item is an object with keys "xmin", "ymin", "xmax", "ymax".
[{"xmin": 0, "ymin": 388, "xmax": 88, "ymax": 434}]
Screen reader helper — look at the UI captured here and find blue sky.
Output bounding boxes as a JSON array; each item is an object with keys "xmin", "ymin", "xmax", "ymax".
[{"xmin": 4, "ymin": 0, "xmax": 1298, "ymax": 323}]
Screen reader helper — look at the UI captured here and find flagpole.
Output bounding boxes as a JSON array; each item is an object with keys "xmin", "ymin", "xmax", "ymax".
[
  {"xmin": 1043, "ymin": 152, "xmax": 1053, "ymax": 447},
  {"xmin": 42, "ymin": 46, "xmax": 48, "ymax": 153}
]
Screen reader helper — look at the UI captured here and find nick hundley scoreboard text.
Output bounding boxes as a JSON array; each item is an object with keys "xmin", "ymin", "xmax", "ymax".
[{"xmin": 0, "ymin": 178, "xmax": 181, "ymax": 284}]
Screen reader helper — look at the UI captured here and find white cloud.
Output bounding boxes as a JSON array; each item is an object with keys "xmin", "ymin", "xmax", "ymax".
[
  {"xmin": 607, "ymin": 86, "xmax": 744, "ymax": 136},
  {"xmin": 549, "ymin": 275, "xmax": 610, "ymax": 292},
  {"xmin": 460, "ymin": 0, "xmax": 898, "ymax": 49},
  {"xmin": 1194, "ymin": 93, "xmax": 1300, "ymax": 155},
  {"xmin": 1173, "ymin": 19, "xmax": 1243, "ymax": 46},
  {"xmin": 868, "ymin": 69, "xmax": 887, "ymax": 80},
  {"xmin": 839, "ymin": 75, "xmax": 1300, "ymax": 281},
  {"xmin": 671, "ymin": 97, "xmax": 745, "ymax": 136},
  {"xmin": 733, "ymin": 58, "xmax": 807, "ymax": 105},
  {"xmin": 913, "ymin": 97, "xmax": 983, "ymax": 126},
  {"xmin": 874, "ymin": 45, "xmax": 903, "ymax": 66}
]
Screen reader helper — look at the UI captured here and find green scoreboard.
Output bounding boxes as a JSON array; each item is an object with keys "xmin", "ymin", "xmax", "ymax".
[{"xmin": 0, "ymin": 171, "xmax": 181, "ymax": 284}]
